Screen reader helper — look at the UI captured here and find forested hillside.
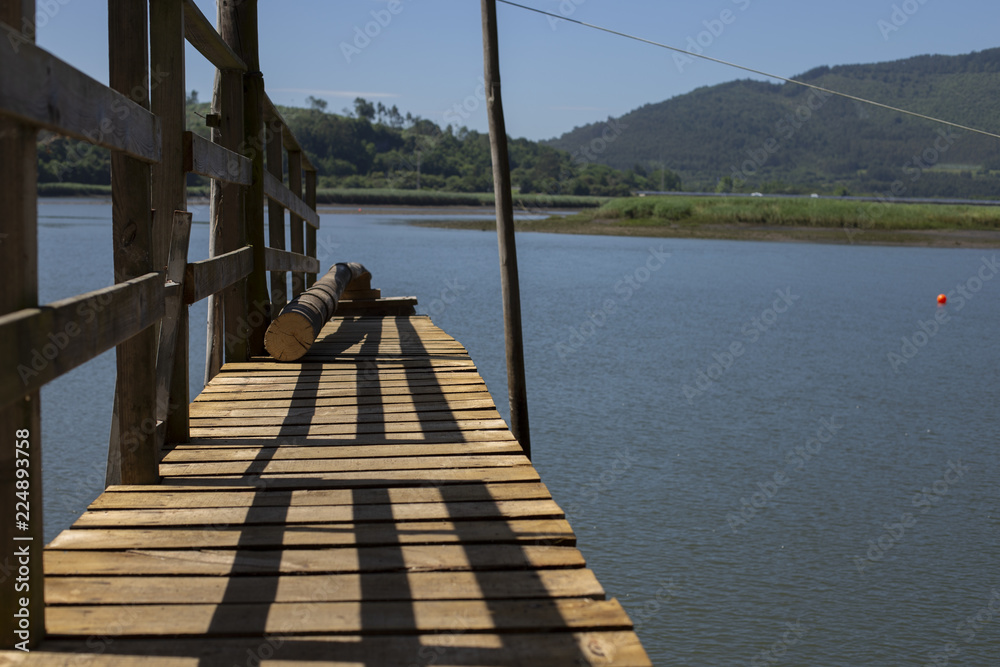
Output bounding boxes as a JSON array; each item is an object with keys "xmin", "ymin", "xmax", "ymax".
[
  {"xmin": 547, "ymin": 49, "xmax": 1000, "ymax": 198},
  {"xmin": 36, "ymin": 95, "xmax": 679, "ymax": 198}
]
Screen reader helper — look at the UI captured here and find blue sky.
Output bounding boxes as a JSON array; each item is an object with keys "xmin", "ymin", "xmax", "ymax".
[{"xmin": 34, "ymin": 0, "xmax": 999, "ymax": 141}]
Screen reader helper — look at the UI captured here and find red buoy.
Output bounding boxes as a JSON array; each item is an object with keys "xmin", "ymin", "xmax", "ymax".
[{"xmin": 937, "ymin": 293, "xmax": 947, "ymax": 305}]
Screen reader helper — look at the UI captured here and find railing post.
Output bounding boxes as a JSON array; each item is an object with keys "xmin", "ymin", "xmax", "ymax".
[
  {"xmin": 150, "ymin": 0, "xmax": 189, "ymax": 444},
  {"xmin": 0, "ymin": 2, "xmax": 45, "ymax": 650},
  {"xmin": 108, "ymin": 0, "xmax": 159, "ymax": 484},
  {"xmin": 266, "ymin": 118, "xmax": 288, "ymax": 314},
  {"xmin": 481, "ymin": 0, "xmax": 531, "ymax": 456},
  {"xmin": 305, "ymin": 169, "xmax": 318, "ymax": 288},
  {"xmin": 288, "ymin": 150, "xmax": 306, "ymax": 298},
  {"xmin": 223, "ymin": 0, "xmax": 269, "ymax": 356}
]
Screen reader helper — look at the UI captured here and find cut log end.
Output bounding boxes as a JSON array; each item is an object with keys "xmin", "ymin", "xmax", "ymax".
[{"xmin": 264, "ymin": 311, "xmax": 315, "ymax": 361}]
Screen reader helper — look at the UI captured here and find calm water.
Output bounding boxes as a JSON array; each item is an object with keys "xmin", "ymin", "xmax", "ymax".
[{"xmin": 36, "ymin": 200, "xmax": 999, "ymax": 665}]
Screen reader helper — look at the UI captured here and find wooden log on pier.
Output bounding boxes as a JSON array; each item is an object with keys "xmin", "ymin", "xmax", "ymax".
[{"xmin": 264, "ymin": 263, "xmax": 370, "ymax": 361}]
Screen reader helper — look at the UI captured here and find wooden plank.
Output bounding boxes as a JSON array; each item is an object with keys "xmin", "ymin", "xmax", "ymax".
[
  {"xmin": 0, "ymin": 273, "xmax": 164, "ymax": 409},
  {"xmin": 48, "ymin": 518, "xmax": 573, "ymax": 550},
  {"xmin": 46, "ymin": 568, "xmax": 603, "ymax": 604},
  {"xmin": 91, "ymin": 482, "xmax": 552, "ymax": 509},
  {"xmin": 10, "ymin": 632, "xmax": 652, "ymax": 666},
  {"xmin": 155, "ymin": 466, "xmax": 542, "ymax": 488},
  {"xmin": 183, "ymin": 246, "xmax": 253, "ymax": 305},
  {"xmin": 263, "ymin": 246, "xmax": 320, "ymax": 274},
  {"xmin": 158, "ymin": 453, "xmax": 530, "ymax": 476},
  {"xmin": 183, "ymin": 131, "xmax": 251, "ymax": 185},
  {"xmin": 43, "ymin": 544, "xmax": 585, "ymax": 576},
  {"xmin": 185, "ymin": 419, "xmax": 512, "ymax": 439},
  {"xmin": 187, "ymin": 407, "xmax": 503, "ymax": 427},
  {"xmin": 287, "ymin": 149, "xmax": 305, "ymax": 296},
  {"xmin": 305, "ymin": 169, "xmax": 318, "ymax": 288},
  {"xmin": 70, "ymin": 498, "xmax": 559, "ymax": 528},
  {"xmin": 263, "ymin": 170, "xmax": 320, "ymax": 228},
  {"xmin": 188, "ymin": 395, "xmax": 494, "ymax": 414},
  {"xmin": 265, "ymin": 117, "xmax": 288, "ymax": 313},
  {"xmin": 161, "ymin": 441, "xmax": 522, "ymax": 463},
  {"xmin": 0, "ymin": 24, "xmax": 161, "ymax": 163},
  {"xmin": 153, "ymin": 212, "xmax": 193, "ymax": 441},
  {"xmin": 43, "ymin": 598, "xmax": 632, "ymax": 637},
  {"xmin": 181, "ymin": 0, "xmax": 246, "ymax": 71}
]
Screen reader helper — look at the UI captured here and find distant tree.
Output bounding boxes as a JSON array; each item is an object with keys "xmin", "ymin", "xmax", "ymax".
[
  {"xmin": 353, "ymin": 97, "xmax": 376, "ymax": 122},
  {"xmin": 306, "ymin": 95, "xmax": 328, "ymax": 112},
  {"xmin": 187, "ymin": 90, "xmax": 199, "ymax": 105}
]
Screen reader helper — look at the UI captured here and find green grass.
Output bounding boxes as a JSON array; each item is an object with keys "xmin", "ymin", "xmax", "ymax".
[
  {"xmin": 575, "ymin": 195, "xmax": 1000, "ymax": 231},
  {"xmin": 315, "ymin": 188, "xmax": 607, "ymax": 209}
]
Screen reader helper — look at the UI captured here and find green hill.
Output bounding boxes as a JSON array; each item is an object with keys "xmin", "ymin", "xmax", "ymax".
[
  {"xmin": 37, "ymin": 95, "xmax": 679, "ymax": 200},
  {"xmin": 545, "ymin": 48, "xmax": 1000, "ymax": 198}
]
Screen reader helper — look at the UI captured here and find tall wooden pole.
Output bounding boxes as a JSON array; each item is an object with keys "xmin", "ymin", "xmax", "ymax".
[
  {"xmin": 0, "ymin": 1, "xmax": 45, "ymax": 649},
  {"xmin": 481, "ymin": 0, "xmax": 530, "ymax": 457},
  {"xmin": 224, "ymin": 0, "xmax": 269, "ymax": 357},
  {"xmin": 108, "ymin": 0, "xmax": 159, "ymax": 485}
]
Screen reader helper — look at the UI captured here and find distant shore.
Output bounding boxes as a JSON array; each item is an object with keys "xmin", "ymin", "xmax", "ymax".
[{"xmin": 411, "ymin": 195, "xmax": 1000, "ymax": 248}]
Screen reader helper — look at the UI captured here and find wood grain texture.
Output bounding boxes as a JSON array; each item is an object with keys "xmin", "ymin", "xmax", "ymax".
[
  {"xmin": 183, "ymin": 246, "xmax": 253, "ymax": 305},
  {"xmin": 181, "ymin": 0, "xmax": 246, "ymax": 71},
  {"xmin": 183, "ymin": 131, "xmax": 251, "ymax": 185},
  {"xmin": 263, "ymin": 169, "xmax": 320, "ymax": 228}
]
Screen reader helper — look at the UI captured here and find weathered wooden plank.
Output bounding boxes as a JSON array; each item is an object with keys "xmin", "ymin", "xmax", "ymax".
[
  {"xmin": 158, "ymin": 453, "xmax": 530, "ymax": 477},
  {"xmin": 153, "ymin": 212, "xmax": 192, "ymax": 445},
  {"xmin": 263, "ymin": 247, "xmax": 320, "ymax": 274},
  {"xmin": 44, "ymin": 597, "xmax": 631, "ymax": 637},
  {"xmin": 46, "ymin": 568, "xmax": 602, "ymax": 604},
  {"xmin": 8, "ymin": 632, "xmax": 651, "ymax": 666},
  {"xmin": 70, "ymin": 497, "xmax": 560, "ymax": 528},
  {"xmin": 183, "ymin": 131, "xmax": 251, "ymax": 185},
  {"xmin": 0, "ymin": 273, "xmax": 164, "ymax": 409},
  {"xmin": 188, "ymin": 407, "xmax": 502, "ymax": 427},
  {"xmin": 44, "ymin": 544, "xmax": 584, "ymax": 576},
  {"xmin": 181, "ymin": 0, "xmax": 246, "ymax": 71},
  {"xmin": 263, "ymin": 170, "xmax": 320, "ymax": 228},
  {"xmin": 155, "ymin": 466, "xmax": 541, "ymax": 489},
  {"xmin": 91, "ymin": 481, "xmax": 552, "ymax": 509},
  {"xmin": 305, "ymin": 169, "xmax": 318, "ymax": 287},
  {"xmin": 186, "ymin": 419, "xmax": 513, "ymax": 439},
  {"xmin": 188, "ymin": 396, "xmax": 494, "ymax": 416},
  {"xmin": 183, "ymin": 246, "xmax": 253, "ymax": 304},
  {"xmin": 49, "ymin": 517, "xmax": 573, "ymax": 550},
  {"xmin": 0, "ymin": 24, "xmax": 161, "ymax": 162},
  {"xmin": 161, "ymin": 441, "xmax": 522, "ymax": 463}
]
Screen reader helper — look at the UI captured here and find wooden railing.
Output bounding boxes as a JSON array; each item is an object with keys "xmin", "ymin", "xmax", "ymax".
[{"xmin": 0, "ymin": 0, "xmax": 322, "ymax": 648}]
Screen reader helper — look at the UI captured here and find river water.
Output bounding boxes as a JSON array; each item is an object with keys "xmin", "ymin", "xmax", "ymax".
[{"xmin": 35, "ymin": 200, "xmax": 999, "ymax": 665}]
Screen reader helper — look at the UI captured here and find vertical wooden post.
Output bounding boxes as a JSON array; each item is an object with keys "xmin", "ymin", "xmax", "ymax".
[
  {"xmin": 205, "ymin": 69, "xmax": 225, "ymax": 382},
  {"xmin": 266, "ymin": 118, "xmax": 288, "ymax": 314},
  {"xmin": 150, "ymin": 0, "xmax": 189, "ymax": 444},
  {"xmin": 224, "ymin": 0, "xmax": 269, "ymax": 356},
  {"xmin": 108, "ymin": 0, "xmax": 159, "ymax": 484},
  {"xmin": 305, "ymin": 170, "xmax": 318, "ymax": 288},
  {"xmin": 0, "ymin": 1, "xmax": 45, "ymax": 649},
  {"xmin": 481, "ymin": 0, "xmax": 530, "ymax": 456},
  {"xmin": 217, "ymin": 5, "xmax": 250, "ymax": 364},
  {"xmin": 288, "ymin": 149, "xmax": 305, "ymax": 297}
]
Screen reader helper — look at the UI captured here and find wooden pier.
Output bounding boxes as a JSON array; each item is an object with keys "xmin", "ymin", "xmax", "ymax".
[
  {"xmin": 6, "ymin": 311, "xmax": 650, "ymax": 664},
  {"xmin": 1, "ymin": 1, "xmax": 651, "ymax": 663}
]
